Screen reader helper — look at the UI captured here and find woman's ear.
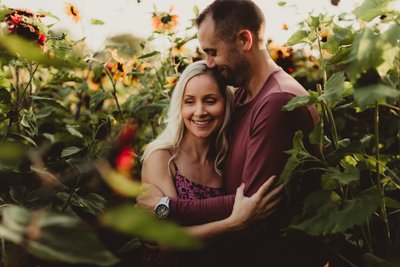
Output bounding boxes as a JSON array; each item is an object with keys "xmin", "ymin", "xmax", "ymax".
[{"xmin": 237, "ymin": 30, "xmax": 253, "ymax": 51}]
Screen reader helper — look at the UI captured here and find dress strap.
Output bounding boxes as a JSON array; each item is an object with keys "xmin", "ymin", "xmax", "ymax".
[{"xmin": 168, "ymin": 150, "xmax": 179, "ymax": 172}]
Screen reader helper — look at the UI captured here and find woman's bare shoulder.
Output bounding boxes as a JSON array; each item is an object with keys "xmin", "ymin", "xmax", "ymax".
[{"xmin": 143, "ymin": 149, "xmax": 171, "ymax": 166}]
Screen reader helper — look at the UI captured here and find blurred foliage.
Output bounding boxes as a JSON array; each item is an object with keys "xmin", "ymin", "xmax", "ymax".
[{"xmin": 279, "ymin": 0, "xmax": 400, "ymax": 265}]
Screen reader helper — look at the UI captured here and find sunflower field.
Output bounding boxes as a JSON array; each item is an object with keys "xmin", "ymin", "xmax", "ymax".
[{"xmin": 0, "ymin": 0, "xmax": 399, "ymax": 266}]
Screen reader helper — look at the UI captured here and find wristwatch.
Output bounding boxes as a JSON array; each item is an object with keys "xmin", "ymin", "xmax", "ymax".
[{"xmin": 154, "ymin": 196, "xmax": 170, "ymax": 219}]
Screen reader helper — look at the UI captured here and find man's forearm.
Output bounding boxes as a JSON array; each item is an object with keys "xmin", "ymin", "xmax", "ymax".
[{"xmin": 169, "ymin": 194, "xmax": 235, "ymax": 225}]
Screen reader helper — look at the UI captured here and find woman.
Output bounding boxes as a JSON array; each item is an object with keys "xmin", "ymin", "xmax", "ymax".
[{"xmin": 140, "ymin": 60, "xmax": 278, "ymax": 266}]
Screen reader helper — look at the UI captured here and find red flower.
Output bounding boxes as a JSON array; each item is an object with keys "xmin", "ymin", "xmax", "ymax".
[
  {"xmin": 5, "ymin": 8, "xmax": 47, "ymax": 46},
  {"xmin": 37, "ymin": 33, "xmax": 46, "ymax": 45},
  {"xmin": 115, "ymin": 147, "xmax": 135, "ymax": 173}
]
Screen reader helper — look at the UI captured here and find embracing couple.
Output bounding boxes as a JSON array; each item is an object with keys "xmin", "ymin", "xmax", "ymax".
[{"xmin": 137, "ymin": 0, "xmax": 323, "ymax": 266}]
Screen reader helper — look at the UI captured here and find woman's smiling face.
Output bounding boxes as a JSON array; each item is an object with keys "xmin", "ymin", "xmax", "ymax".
[{"xmin": 181, "ymin": 73, "xmax": 225, "ymax": 140}]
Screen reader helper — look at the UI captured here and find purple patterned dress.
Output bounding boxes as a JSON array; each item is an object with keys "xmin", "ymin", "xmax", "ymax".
[{"xmin": 142, "ymin": 161, "xmax": 224, "ymax": 267}]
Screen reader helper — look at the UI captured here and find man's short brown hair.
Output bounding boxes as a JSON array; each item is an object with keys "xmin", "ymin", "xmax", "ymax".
[{"xmin": 196, "ymin": 0, "xmax": 266, "ymax": 43}]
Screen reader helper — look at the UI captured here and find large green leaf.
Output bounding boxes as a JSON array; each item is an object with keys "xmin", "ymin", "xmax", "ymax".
[
  {"xmin": 0, "ymin": 142, "xmax": 25, "ymax": 166},
  {"xmin": 376, "ymin": 25, "xmax": 400, "ymax": 76},
  {"xmin": 353, "ymin": 0, "xmax": 398, "ymax": 21},
  {"xmin": 291, "ymin": 187, "xmax": 381, "ymax": 235},
  {"xmin": 354, "ymin": 84, "xmax": 400, "ymax": 108},
  {"xmin": 31, "ymin": 96, "xmax": 69, "ymax": 113},
  {"xmin": 282, "ymin": 92, "xmax": 318, "ymax": 111},
  {"xmin": 56, "ymin": 192, "xmax": 106, "ymax": 215},
  {"xmin": 279, "ymin": 131, "xmax": 316, "ymax": 184},
  {"xmin": 0, "ymin": 36, "xmax": 80, "ymax": 68},
  {"xmin": 319, "ymin": 72, "xmax": 345, "ymax": 102},
  {"xmin": 89, "ymin": 90, "xmax": 110, "ymax": 111},
  {"xmin": 286, "ymin": 30, "xmax": 309, "ymax": 46},
  {"xmin": 322, "ymin": 166, "xmax": 360, "ymax": 186},
  {"xmin": 102, "ymin": 205, "xmax": 201, "ymax": 249},
  {"xmin": 0, "ymin": 206, "xmax": 118, "ymax": 266},
  {"xmin": 348, "ymin": 29, "xmax": 380, "ymax": 78}
]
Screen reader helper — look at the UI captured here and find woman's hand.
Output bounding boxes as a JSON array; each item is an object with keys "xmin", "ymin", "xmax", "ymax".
[{"xmin": 227, "ymin": 175, "xmax": 284, "ymax": 231}]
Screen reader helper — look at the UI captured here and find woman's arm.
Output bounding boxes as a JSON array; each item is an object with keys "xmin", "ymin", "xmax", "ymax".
[
  {"xmin": 185, "ymin": 177, "xmax": 284, "ymax": 240},
  {"xmin": 141, "ymin": 149, "xmax": 177, "ymax": 198}
]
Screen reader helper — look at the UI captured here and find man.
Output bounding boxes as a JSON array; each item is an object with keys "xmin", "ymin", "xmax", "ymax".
[{"xmin": 138, "ymin": 0, "xmax": 323, "ymax": 266}]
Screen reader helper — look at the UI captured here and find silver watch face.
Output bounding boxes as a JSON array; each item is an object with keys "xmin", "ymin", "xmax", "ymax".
[{"xmin": 155, "ymin": 204, "xmax": 169, "ymax": 219}]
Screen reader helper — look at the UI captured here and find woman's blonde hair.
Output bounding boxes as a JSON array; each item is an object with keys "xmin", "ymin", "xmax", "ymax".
[{"xmin": 142, "ymin": 60, "xmax": 233, "ymax": 176}]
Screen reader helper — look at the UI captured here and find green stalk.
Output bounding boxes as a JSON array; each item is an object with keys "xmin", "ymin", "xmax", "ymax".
[
  {"xmin": 316, "ymin": 30, "xmax": 339, "ymax": 150},
  {"xmin": 2, "ymin": 119, "xmax": 12, "ymax": 143},
  {"xmin": 316, "ymin": 29, "xmax": 327, "ymax": 86},
  {"xmin": 16, "ymin": 64, "xmax": 39, "ymax": 111},
  {"xmin": 374, "ymin": 103, "xmax": 391, "ymax": 245},
  {"xmin": 104, "ymin": 67, "xmax": 125, "ymax": 123}
]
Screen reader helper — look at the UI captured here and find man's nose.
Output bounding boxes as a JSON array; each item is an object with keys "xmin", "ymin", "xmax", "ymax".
[{"xmin": 206, "ymin": 56, "xmax": 216, "ymax": 68}]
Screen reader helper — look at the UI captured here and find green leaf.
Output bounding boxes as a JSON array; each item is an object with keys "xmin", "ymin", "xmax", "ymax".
[
  {"xmin": 61, "ymin": 146, "xmax": 82, "ymax": 158},
  {"xmin": 66, "ymin": 125, "xmax": 83, "ymax": 138},
  {"xmin": 102, "ymin": 205, "xmax": 201, "ymax": 249},
  {"xmin": 376, "ymin": 25, "xmax": 400, "ymax": 76},
  {"xmin": 332, "ymin": 24, "xmax": 354, "ymax": 45},
  {"xmin": 322, "ymin": 166, "xmax": 360, "ymax": 186},
  {"xmin": 0, "ymin": 8, "xmax": 11, "ymax": 21},
  {"xmin": 348, "ymin": 29, "xmax": 380, "ymax": 78},
  {"xmin": 286, "ymin": 30, "xmax": 309, "ymax": 46},
  {"xmin": 0, "ymin": 73, "xmax": 11, "ymax": 90},
  {"xmin": 0, "ymin": 88, "xmax": 12, "ymax": 114},
  {"xmin": 96, "ymin": 161, "xmax": 141, "ymax": 197},
  {"xmin": 0, "ymin": 206, "xmax": 118, "ymax": 266},
  {"xmin": 0, "ymin": 142, "xmax": 25, "ymax": 166},
  {"xmin": 319, "ymin": 72, "xmax": 345, "ymax": 102},
  {"xmin": 278, "ymin": 1, "xmax": 287, "ymax": 6},
  {"xmin": 363, "ymin": 253, "xmax": 395, "ymax": 267},
  {"xmin": 309, "ymin": 121, "xmax": 323, "ymax": 145},
  {"xmin": 138, "ymin": 51, "xmax": 161, "ymax": 59},
  {"xmin": 37, "ymin": 9, "xmax": 60, "ymax": 20},
  {"xmin": 291, "ymin": 187, "xmax": 381, "ymax": 235},
  {"xmin": 384, "ymin": 196, "xmax": 400, "ymax": 209},
  {"xmin": 90, "ymin": 18, "xmax": 105, "ymax": 25},
  {"xmin": 0, "ymin": 36, "xmax": 80, "ymax": 68},
  {"xmin": 90, "ymin": 90, "xmax": 110, "ymax": 111},
  {"xmin": 57, "ymin": 192, "xmax": 106, "ymax": 215},
  {"xmin": 279, "ymin": 131, "xmax": 315, "ymax": 185},
  {"xmin": 20, "ymin": 110, "xmax": 38, "ymax": 137},
  {"xmin": 353, "ymin": 0, "xmax": 398, "ymax": 21},
  {"xmin": 283, "ymin": 94, "xmax": 318, "ymax": 111},
  {"xmin": 31, "ymin": 96, "xmax": 69, "ymax": 112},
  {"xmin": 326, "ymin": 46, "xmax": 352, "ymax": 65},
  {"xmin": 354, "ymin": 84, "xmax": 400, "ymax": 108}
]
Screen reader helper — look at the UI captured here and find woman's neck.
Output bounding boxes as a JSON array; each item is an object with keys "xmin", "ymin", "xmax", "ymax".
[{"xmin": 180, "ymin": 133, "xmax": 212, "ymax": 164}]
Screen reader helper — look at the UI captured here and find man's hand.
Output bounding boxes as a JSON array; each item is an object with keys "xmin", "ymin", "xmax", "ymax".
[
  {"xmin": 136, "ymin": 183, "xmax": 164, "ymax": 212},
  {"xmin": 227, "ymin": 175, "xmax": 284, "ymax": 231}
]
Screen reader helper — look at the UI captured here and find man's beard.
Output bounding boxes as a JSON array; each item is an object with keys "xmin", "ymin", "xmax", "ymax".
[{"xmin": 223, "ymin": 56, "xmax": 250, "ymax": 87}]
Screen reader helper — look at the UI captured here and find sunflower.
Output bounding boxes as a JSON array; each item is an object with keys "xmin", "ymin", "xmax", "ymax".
[
  {"xmin": 151, "ymin": 6, "xmax": 179, "ymax": 33},
  {"xmin": 87, "ymin": 70, "xmax": 106, "ymax": 90},
  {"xmin": 65, "ymin": 3, "xmax": 80, "ymax": 23},
  {"xmin": 164, "ymin": 76, "xmax": 178, "ymax": 89}
]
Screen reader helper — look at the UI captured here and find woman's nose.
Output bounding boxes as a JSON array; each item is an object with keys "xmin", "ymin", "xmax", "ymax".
[{"xmin": 194, "ymin": 103, "xmax": 207, "ymax": 116}]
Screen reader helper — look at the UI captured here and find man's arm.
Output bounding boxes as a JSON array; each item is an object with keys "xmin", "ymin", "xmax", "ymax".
[
  {"xmin": 185, "ymin": 180, "xmax": 283, "ymax": 240},
  {"xmin": 137, "ymin": 183, "xmax": 234, "ymax": 225}
]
